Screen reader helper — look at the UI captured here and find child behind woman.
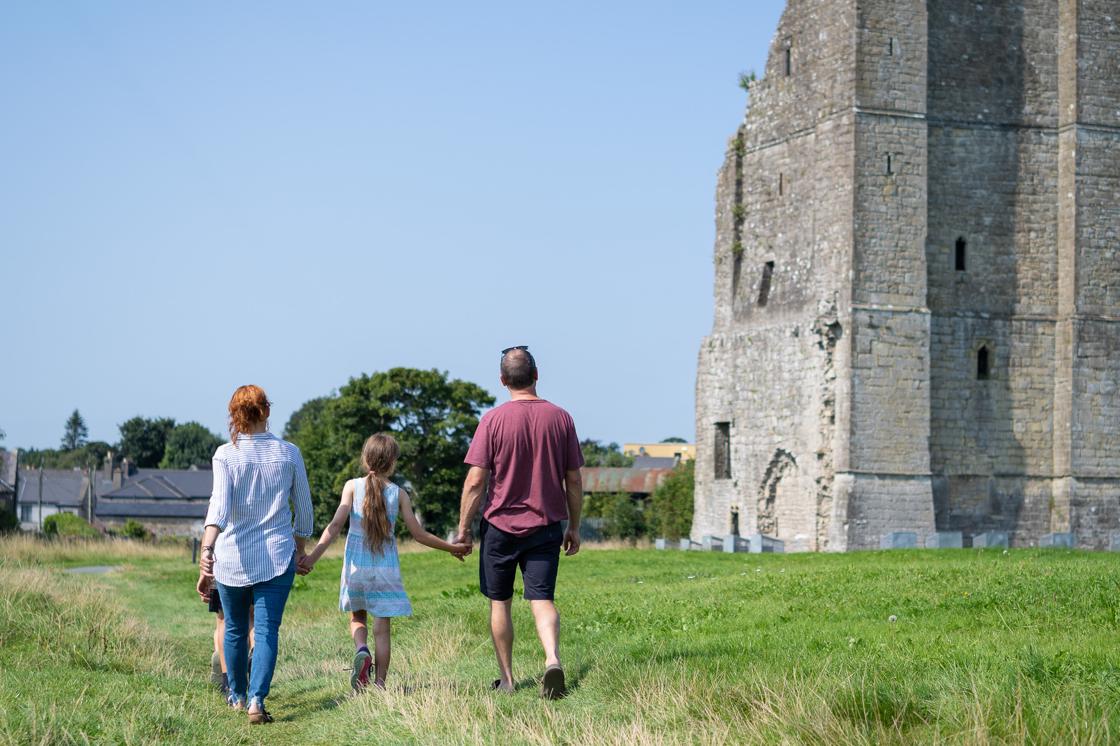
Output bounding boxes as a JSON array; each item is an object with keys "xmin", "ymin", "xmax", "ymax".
[{"xmin": 299, "ymin": 433, "xmax": 469, "ymax": 691}]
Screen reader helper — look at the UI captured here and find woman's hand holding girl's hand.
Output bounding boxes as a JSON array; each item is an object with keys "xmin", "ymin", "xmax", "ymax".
[
  {"xmin": 297, "ymin": 551, "xmax": 317, "ymax": 575},
  {"xmin": 449, "ymin": 542, "xmax": 471, "ymax": 562}
]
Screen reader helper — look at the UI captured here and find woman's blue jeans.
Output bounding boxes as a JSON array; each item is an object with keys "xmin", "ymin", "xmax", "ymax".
[{"xmin": 217, "ymin": 560, "xmax": 296, "ymax": 708}]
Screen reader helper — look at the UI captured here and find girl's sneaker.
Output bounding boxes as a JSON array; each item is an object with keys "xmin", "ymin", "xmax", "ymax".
[
  {"xmin": 210, "ymin": 651, "xmax": 224, "ymax": 688},
  {"xmin": 351, "ymin": 649, "xmax": 372, "ymax": 692}
]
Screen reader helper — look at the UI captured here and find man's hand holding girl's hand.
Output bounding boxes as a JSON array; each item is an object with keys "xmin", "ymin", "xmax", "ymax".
[{"xmin": 449, "ymin": 542, "xmax": 471, "ymax": 562}]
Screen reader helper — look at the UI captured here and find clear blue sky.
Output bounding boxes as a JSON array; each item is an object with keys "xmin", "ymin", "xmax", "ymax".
[{"xmin": 1, "ymin": 1, "xmax": 785, "ymax": 450}]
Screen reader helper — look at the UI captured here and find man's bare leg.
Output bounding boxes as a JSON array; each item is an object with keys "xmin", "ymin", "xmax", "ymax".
[
  {"xmin": 490, "ymin": 599, "xmax": 515, "ymax": 691},
  {"xmin": 529, "ymin": 600, "xmax": 561, "ymax": 668}
]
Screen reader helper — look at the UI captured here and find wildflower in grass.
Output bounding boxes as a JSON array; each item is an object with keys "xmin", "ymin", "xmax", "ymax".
[{"xmin": 888, "ymin": 615, "xmax": 897, "ymax": 623}]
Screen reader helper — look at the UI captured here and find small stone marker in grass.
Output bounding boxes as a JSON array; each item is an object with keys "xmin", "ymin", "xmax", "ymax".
[
  {"xmin": 679, "ymin": 538, "xmax": 701, "ymax": 550},
  {"xmin": 880, "ymin": 532, "xmax": 918, "ymax": 549},
  {"xmin": 723, "ymin": 535, "xmax": 749, "ymax": 553},
  {"xmin": 655, "ymin": 538, "xmax": 671, "ymax": 550},
  {"xmin": 972, "ymin": 531, "xmax": 1009, "ymax": 548},
  {"xmin": 926, "ymin": 531, "xmax": 964, "ymax": 548},
  {"xmin": 701, "ymin": 535, "xmax": 723, "ymax": 551},
  {"xmin": 1110, "ymin": 532, "xmax": 1120, "ymax": 552},
  {"xmin": 748, "ymin": 533, "xmax": 784, "ymax": 553},
  {"xmin": 1039, "ymin": 532, "xmax": 1073, "ymax": 548}
]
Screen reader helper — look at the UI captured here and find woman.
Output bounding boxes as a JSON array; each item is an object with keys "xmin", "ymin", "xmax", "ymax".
[{"xmin": 196, "ymin": 384, "xmax": 314, "ymax": 724}]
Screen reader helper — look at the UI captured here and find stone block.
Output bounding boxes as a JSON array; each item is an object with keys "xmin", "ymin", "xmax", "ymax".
[
  {"xmin": 880, "ymin": 531, "xmax": 918, "ymax": 549},
  {"xmin": 972, "ymin": 531, "xmax": 1009, "ymax": 548},
  {"xmin": 722, "ymin": 535, "xmax": 749, "ymax": 553},
  {"xmin": 655, "ymin": 538, "xmax": 670, "ymax": 550},
  {"xmin": 701, "ymin": 535, "xmax": 724, "ymax": 551},
  {"xmin": 925, "ymin": 531, "xmax": 963, "ymax": 548},
  {"xmin": 679, "ymin": 538, "xmax": 701, "ymax": 551},
  {"xmin": 1039, "ymin": 532, "xmax": 1074, "ymax": 548},
  {"xmin": 1110, "ymin": 532, "xmax": 1120, "ymax": 552},
  {"xmin": 748, "ymin": 533, "xmax": 784, "ymax": 553}
]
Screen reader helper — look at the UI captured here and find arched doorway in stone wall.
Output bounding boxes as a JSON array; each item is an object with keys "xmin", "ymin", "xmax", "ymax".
[{"xmin": 757, "ymin": 449, "xmax": 816, "ymax": 551}]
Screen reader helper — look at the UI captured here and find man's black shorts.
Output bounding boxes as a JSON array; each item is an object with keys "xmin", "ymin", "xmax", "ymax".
[{"xmin": 479, "ymin": 520, "xmax": 563, "ymax": 601}]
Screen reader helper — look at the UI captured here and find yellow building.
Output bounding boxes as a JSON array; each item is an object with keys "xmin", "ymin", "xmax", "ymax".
[{"xmin": 622, "ymin": 442, "xmax": 695, "ymax": 462}]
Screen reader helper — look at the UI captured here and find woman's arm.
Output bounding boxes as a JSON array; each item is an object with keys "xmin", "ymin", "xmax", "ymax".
[
  {"xmin": 198, "ymin": 456, "xmax": 230, "ymax": 585},
  {"xmin": 399, "ymin": 489, "xmax": 469, "ymax": 560},
  {"xmin": 300, "ymin": 481, "xmax": 355, "ymax": 570},
  {"xmin": 196, "ymin": 522, "xmax": 220, "ymax": 600}
]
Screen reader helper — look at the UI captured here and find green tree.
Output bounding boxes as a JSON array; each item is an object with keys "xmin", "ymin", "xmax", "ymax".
[
  {"xmin": 580, "ymin": 439, "xmax": 634, "ymax": 467},
  {"xmin": 160, "ymin": 422, "xmax": 224, "ymax": 469},
  {"xmin": 660, "ymin": 436, "xmax": 687, "ymax": 443},
  {"xmin": 19, "ymin": 442, "xmax": 111, "ymax": 470},
  {"xmin": 117, "ymin": 417, "xmax": 176, "ymax": 467},
  {"xmin": 61, "ymin": 409, "xmax": 88, "ymax": 451},
  {"xmin": 648, "ymin": 460, "xmax": 694, "ymax": 540},
  {"xmin": 285, "ymin": 369, "xmax": 495, "ymax": 533},
  {"xmin": 601, "ymin": 492, "xmax": 646, "ymax": 542}
]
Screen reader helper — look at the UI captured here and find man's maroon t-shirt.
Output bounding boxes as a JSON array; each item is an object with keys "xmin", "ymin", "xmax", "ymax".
[{"xmin": 464, "ymin": 399, "xmax": 584, "ymax": 536}]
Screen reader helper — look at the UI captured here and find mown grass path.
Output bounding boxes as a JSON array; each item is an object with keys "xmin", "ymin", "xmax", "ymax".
[{"xmin": 2, "ymin": 537, "xmax": 1118, "ymax": 744}]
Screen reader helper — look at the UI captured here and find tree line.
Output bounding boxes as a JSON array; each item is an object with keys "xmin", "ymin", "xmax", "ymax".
[
  {"xmin": 17, "ymin": 410, "xmax": 224, "ymax": 471},
  {"xmin": 6, "ymin": 368, "xmax": 695, "ymax": 539}
]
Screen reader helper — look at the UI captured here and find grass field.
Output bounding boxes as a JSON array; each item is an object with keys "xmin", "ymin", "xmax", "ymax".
[{"xmin": 1, "ymin": 535, "xmax": 1119, "ymax": 745}]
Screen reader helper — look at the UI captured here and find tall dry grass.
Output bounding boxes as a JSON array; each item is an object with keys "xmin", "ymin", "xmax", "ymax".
[{"xmin": 0, "ymin": 533, "xmax": 187, "ymax": 567}]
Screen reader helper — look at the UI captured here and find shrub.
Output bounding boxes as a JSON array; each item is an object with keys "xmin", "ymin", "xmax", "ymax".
[
  {"xmin": 0, "ymin": 509, "xmax": 17, "ymax": 533},
  {"xmin": 649, "ymin": 460, "xmax": 694, "ymax": 540},
  {"xmin": 601, "ymin": 493, "xmax": 646, "ymax": 541},
  {"xmin": 42, "ymin": 512, "xmax": 100, "ymax": 539},
  {"xmin": 120, "ymin": 519, "xmax": 149, "ymax": 540}
]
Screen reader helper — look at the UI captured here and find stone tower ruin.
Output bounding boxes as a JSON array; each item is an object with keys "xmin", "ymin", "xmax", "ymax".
[{"xmin": 694, "ymin": 0, "xmax": 1120, "ymax": 550}]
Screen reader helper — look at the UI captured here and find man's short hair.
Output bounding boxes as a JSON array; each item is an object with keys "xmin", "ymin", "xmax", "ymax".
[{"xmin": 501, "ymin": 348, "xmax": 537, "ymax": 390}]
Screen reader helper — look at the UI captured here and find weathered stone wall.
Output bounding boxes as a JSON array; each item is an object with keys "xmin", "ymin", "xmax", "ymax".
[{"xmin": 696, "ymin": 0, "xmax": 1120, "ymax": 550}]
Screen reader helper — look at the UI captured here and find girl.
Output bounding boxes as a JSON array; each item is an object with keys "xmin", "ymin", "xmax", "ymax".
[{"xmin": 299, "ymin": 433, "xmax": 469, "ymax": 691}]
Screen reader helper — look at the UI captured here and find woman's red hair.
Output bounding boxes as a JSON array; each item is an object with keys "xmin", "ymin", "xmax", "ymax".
[{"xmin": 228, "ymin": 384, "xmax": 271, "ymax": 443}]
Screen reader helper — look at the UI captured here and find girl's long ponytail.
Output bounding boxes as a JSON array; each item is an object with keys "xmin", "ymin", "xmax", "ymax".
[{"xmin": 360, "ymin": 434, "xmax": 399, "ymax": 552}]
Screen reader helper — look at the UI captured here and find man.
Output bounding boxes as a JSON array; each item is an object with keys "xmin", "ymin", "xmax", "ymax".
[{"xmin": 456, "ymin": 346, "xmax": 583, "ymax": 699}]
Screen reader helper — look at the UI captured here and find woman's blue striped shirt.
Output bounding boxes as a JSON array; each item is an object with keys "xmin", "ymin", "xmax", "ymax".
[{"xmin": 204, "ymin": 432, "xmax": 315, "ymax": 587}]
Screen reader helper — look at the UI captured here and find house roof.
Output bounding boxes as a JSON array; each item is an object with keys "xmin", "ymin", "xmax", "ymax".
[
  {"xmin": 579, "ymin": 466, "xmax": 673, "ymax": 495},
  {"xmin": 632, "ymin": 455, "xmax": 679, "ymax": 470},
  {"xmin": 96, "ymin": 500, "xmax": 209, "ymax": 519},
  {"xmin": 100, "ymin": 469, "xmax": 213, "ymax": 500},
  {"xmin": 15, "ymin": 469, "xmax": 86, "ymax": 507}
]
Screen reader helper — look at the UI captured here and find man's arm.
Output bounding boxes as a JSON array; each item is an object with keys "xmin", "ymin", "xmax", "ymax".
[
  {"xmin": 457, "ymin": 466, "xmax": 489, "ymax": 545},
  {"xmin": 563, "ymin": 468, "xmax": 582, "ymax": 556}
]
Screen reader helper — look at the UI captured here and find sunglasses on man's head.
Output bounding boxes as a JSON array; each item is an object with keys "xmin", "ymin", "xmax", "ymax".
[{"xmin": 501, "ymin": 345, "xmax": 529, "ymax": 356}]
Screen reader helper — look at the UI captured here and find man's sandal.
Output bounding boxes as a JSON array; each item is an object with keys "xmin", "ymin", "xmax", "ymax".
[
  {"xmin": 248, "ymin": 709, "xmax": 273, "ymax": 725},
  {"xmin": 541, "ymin": 664, "xmax": 565, "ymax": 700}
]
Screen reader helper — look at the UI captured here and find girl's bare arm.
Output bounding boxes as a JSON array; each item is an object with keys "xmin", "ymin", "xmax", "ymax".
[
  {"xmin": 399, "ymin": 489, "xmax": 469, "ymax": 560},
  {"xmin": 304, "ymin": 480, "xmax": 355, "ymax": 565}
]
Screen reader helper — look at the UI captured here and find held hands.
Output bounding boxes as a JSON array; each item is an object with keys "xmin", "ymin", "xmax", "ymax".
[
  {"xmin": 451, "ymin": 529, "xmax": 474, "ymax": 561},
  {"xmin": 448, "ymin": 541, "xmax": 471, "ymax": 562},
  {"xmin": 296, "ymin": 550, "xmax": 317, "ymax": 576}
]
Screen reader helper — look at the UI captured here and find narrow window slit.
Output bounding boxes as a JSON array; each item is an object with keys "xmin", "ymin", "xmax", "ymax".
[
  {"xmin": 955, "ymin": 237, "xmax": 967, "ymax": 271},
  {"xmin": 778, "ymin": 172, "xmax": 784, "ymax": 196},
  {"xmin": 714, "ymin": 423, "xmax": 731, "ymax": 480},
  {"xmin": 758, "ymin": 261, "xmax": 775, "ymax": 306},
  {"xmin": 785, "ymin": 46, "xmax": 792, "ymax": 76},
  {"xmin": 977, "ymin": 346, "xmax": 991, "ymax": 380},
  {"xmin": 889, "ymin": 37, "xmax": 896, "ymax": 56},
  {"xmin": 886, "ymin": 153, "xmax": 893, "ymax": 175}
]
